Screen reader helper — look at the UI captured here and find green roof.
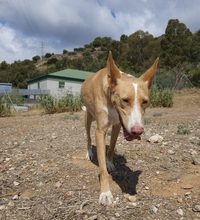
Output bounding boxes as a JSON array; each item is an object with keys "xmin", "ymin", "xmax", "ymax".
[
  {"xmin": 27, "ymin": 68, "xmax": 93, "ymax": 84},
  {"xmin": 49, "ymin": 69, "xmax": 92, "ymax": 80}
]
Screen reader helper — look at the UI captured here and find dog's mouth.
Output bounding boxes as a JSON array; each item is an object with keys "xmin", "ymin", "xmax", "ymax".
[{"xmin": 117, "ymin": 112, "xmax": 141, "ymax": 141}]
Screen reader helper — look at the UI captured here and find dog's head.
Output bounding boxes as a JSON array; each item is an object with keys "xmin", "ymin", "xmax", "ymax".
[{"xmin": 107, "ymin": 51, "xmax": 159, "ymax": 141}]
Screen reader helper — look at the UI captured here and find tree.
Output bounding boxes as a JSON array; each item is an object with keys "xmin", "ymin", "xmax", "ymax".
[
  {"xmin": 120, "ymin": 34, "xmax": 128, "ymax": 42},
  {"xmin": 0, "ymin": 61, "xmax": 8, "ymax": 70},
  {"xmin": 32, "ymin": 55, "xmax": 40, "ymax": 63},
  {"xmin": 161, "ymin": 19, "xmax": 192, "ymax": 67},
  {"xmin": 127, "ymin": 30, "xmax": 154, "ymax": 72},
  {"xmin": 63, "ymin": 49, "xmax": 68, "ymax": 54},
  {"xmin": 190, "ymin": 30, "xmax": 200, "ymax": 64},
  {"xmin": 45, "ymin": 53, "xmax": 52, "ymax": 58}
]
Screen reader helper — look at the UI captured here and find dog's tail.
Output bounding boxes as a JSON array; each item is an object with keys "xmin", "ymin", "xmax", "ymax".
[{"xmin": 81, "ymin": 106, "xmax": 86, "ymax": 111}]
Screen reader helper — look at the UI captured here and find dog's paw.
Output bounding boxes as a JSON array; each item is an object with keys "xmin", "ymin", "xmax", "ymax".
[
  {"xmin": 106, "ymin": 159, "xmax": 116, "ymax": 172},
  {"xmin": 86, "ymin": 147, "xmax": 93, "ymax": 160},
  {"xmin": 99, "ymin": 190, "xmax": 113, "ymax": 206}
]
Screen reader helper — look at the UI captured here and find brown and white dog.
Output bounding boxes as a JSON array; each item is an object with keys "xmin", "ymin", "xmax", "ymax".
[{"xmin": 81, "ymin": 51, "xmax": 159, "ymax": 206}]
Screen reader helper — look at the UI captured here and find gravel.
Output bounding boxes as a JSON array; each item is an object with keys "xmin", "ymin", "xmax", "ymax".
[{"xmin": 0, "ymin": 90, "xmax": 200, "ymax": 219}]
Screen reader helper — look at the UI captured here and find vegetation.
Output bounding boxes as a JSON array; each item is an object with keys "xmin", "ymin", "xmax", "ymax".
[
  {"xmin": 149, "ymin": 86, "xmax": 174, "ymax": 107},
  {"xmin": 38, "ymin": 93, "xmax": 82, "ymax": 114},
  {"xmin": 0, "ymin": 94, "xmax": 11, "ymax": 117},
  {"xmin": 177, "ymin": 123, "xmax": 191, "ymax": 135}
]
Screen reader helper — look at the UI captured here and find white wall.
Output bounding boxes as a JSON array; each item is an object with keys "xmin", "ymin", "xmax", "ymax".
[{"xmin": 28, "ymin": 79, "xmax": 82, "ymax": 98}]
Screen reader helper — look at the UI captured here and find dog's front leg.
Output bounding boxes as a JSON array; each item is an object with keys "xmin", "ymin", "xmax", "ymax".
[
  {"xmin": 96, "ymin": 129, "xmax": 113, "ymax": 206},
  {"xmin": 106, "ymin": 123, "xmax": 121, "ymax": 172}
]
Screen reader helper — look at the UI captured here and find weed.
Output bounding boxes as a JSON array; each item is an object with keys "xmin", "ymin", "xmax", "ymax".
[
  {"xmin": 144, "ymin": 118, "xmax": 151, "ymax": 125},
  {"xmin": 153, "ymin": 112, "xmax": 163, "ymax": 117},
  {"xmin": 165, "ymin": 120, "xmax": 169, "ymax": 126},
  {"xmin": 72, "ymin": 115, "xmax": 80, "ymax": 121},
  {"xmin": 177, "ymin": 123, "xmax": 191, "ymax": 135},
  {"xmin": 107, "ymin": 130, "xmax": 112, "ymax": 136}
]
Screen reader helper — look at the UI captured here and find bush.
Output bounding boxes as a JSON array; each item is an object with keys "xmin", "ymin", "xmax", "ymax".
[
  {"xmin": 0, "ymin": 94, "xmax": 11, "ymax": 117},
  {"xmin": 10, "ymin": 94, "xmax": 24, "ymax": 106},
  {"xmin": 47, "ymin": 58, "xmax": 58, "ymax": 65},
  {"xmin": 149, "ymin": 86, "xmax": 174, "ymax": 107},
  {"xmin": 38, "ymin": 94, "xmax": 56, "ymax": 114},
  {"xmin": 38, "ymin": 93, "xmax": 83, "ymax": 114}
]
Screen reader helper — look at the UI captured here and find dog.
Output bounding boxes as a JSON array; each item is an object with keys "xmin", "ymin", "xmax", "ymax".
[{"xmin": 81, "ymin": 51, "xmax": 159, "ymax": 206}]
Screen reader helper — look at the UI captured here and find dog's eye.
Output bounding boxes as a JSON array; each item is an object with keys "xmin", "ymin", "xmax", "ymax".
[
  {"xmin": 142, "ymin": 100, "xmax": 148, "ymax": 105},
  {"xmin": 122, "ymin": 98, "xmax": 129, "ymax": 103}
]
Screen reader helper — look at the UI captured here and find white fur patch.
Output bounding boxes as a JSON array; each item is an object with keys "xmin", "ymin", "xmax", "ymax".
[
  {"xmin": 103, "ymin": 106, "xmax": 119, "ymax": 125},
  {"xmin": 82, "ymin": 106, "xmax": 86, "ymax": 111},
  {"xmin": 99, "ymin": 190, "xmax": 113, "ymax": 206},
  {"xmin": 86, "ymin": 147, "xmax": 93, "ymax": 160},
  {"xmin": 128, "ymin": 83, "xmax": 143, "ymax": 131},
  {"xmin": 106, "ymin": 159, "xmax": 115, "ymax": 172}
]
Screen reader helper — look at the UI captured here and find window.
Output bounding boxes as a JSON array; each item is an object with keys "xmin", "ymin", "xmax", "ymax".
[
  {"xmin": 37, "ymin": 82, "xmax": 40, "ymax": 89},
  {"xmin": 59, "ymin": 81, "xmax": 65, "ymax": 89}
]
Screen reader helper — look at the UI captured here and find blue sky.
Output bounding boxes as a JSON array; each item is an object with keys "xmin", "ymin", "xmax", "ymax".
[{"xmin": 0, "ymin": 0, "xmax": 200, "ymax": 63}]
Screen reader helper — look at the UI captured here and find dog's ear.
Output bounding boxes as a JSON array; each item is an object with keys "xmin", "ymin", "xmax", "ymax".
[
  {"xmin": 107, "ymin": 51, "xmax": 121, "ymax": 90},
  {"xmin": 139, "ymin": 58, "xmax": 159, "ymax": 89}
]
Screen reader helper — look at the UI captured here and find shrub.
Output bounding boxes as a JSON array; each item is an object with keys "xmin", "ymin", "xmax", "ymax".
[
  {"xmin": 0, "ymin": 94, "xmax": 11, "ymax": 117},
  {"xmin": 38, "ymin": 94, "xmax": 56, "ymax": 114},
  {"xmin": 149, "ymin": 86, "xmax": 174, "ymax": 107},
  {"xmin": 38, "ymin": 93, "xmax": 83, "ymax": 114},
  {"xmin": 10, "ymin": 93, "xmax": 24, "ymax": 106},
  {"xmin": 47, "ymin": 58, "xmax": 58, "ymax": 65}
]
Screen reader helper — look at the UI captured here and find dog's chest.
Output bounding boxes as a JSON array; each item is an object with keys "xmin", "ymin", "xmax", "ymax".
[{"xmin": 103, "ymin": 106, "xmax": 119, "ymax": 125}]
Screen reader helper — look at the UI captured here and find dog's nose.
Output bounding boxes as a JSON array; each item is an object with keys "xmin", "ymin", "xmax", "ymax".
[{"xmin": 131, "ymin": 126, "xmax": 144, "ymax": 135}]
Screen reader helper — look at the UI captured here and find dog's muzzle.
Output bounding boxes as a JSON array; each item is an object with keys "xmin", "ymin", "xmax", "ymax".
[{"xmin": 117, "ymin": 112, "xmax": 144, "ymax": 141}]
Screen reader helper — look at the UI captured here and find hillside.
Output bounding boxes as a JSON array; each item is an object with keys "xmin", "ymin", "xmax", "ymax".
[{"xmin": 35, "ymin": 49, "xmax": 105, "ymax": 72}]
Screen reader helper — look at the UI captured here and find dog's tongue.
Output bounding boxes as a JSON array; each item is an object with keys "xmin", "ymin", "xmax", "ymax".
[
  {"xmin": 123, "ymin": 129, "xmax": 141, "ymax": 141},
  {"xmin": 124, "ymin": 134, "xmax": 141, "ymax": 141}
]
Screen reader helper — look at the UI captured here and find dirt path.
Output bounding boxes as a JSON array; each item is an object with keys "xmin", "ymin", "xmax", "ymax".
[{"xmin": 0, "ymin": 89, "xmax": 200, "ymax": 219}]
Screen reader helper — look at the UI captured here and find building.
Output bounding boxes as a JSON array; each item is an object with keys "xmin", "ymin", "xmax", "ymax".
[
  {"xmin": 27, "ymin": 69, "xmax": 93, "ymax": 97},
  {"xmin": 0, "ymin": 83, "xmax": 12, "ymax": 96}
]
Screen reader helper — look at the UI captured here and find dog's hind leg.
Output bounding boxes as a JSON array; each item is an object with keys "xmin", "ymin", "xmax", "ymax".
[
  {"xmin": 85, "ymin": 109, "xmax": 94, "ymax": 160},
  {"xmin": 106, "ymin": 123, "xmax": 121, "ymax": 172}
]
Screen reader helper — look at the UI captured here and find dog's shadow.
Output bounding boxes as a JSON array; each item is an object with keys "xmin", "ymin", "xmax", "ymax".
[{"xmin": 90, "ymin": 145, "xmax": 142, "ymax": 195}]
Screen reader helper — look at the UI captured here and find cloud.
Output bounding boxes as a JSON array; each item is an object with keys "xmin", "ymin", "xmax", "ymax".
[{"xmin": 0, "ymin": 0, "xmax": 200, "ymax": 63}]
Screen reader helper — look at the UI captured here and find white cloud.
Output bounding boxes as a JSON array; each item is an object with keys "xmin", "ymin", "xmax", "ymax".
[{"xmin": 0, "ymin": 0, "xmax": 200, "ymax": 63}]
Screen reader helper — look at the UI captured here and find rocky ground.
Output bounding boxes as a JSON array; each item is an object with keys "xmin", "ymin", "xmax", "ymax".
[{"xmin": 0, "ymin": 89, "xmax": 200, "ymax": 220}]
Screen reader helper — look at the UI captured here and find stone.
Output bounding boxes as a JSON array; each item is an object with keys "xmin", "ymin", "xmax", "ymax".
[
  {"xmin": 128, "ymin": 195, "xmax": 137, "ymax": 202},
  {"xmin": 168, "ymin": 150, "xmax": 175, "ymax": 155},
  {"xmin": 0, "ymin": 205, "xmax": 6, "ymax": 210},
  {"xmin": 13, "ymin": 194, "xmax": 19, "ymax": 200},
  {"xmin": 193, "ymin": 157, "xmax": 200, "ymax": 165},
  {"xmin": 148, "ymin": 134, "xmax": 163, "ymax": 144},
  {"xmin": 177, "ymin": 208, "xmax": 184, "ymax": 216},
  {"xmin": 8, "ymin": 201, "xmax": 15, "ymax": 207},
  {"xmin": 151, "ymin": 205, "xmax": 158, "ymax": 213},
  {"xmin": 193, "ymin": 205, "xmax": 200, "ymax": 212},
  {"xmin": 13, "ymin": 181, "xmax": 20, "ymax": 186}
]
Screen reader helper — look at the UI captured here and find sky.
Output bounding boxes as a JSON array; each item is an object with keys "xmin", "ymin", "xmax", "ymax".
[{"xmin": 0, "ymin": 0, "xmax": 200, "ymax": 64}]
